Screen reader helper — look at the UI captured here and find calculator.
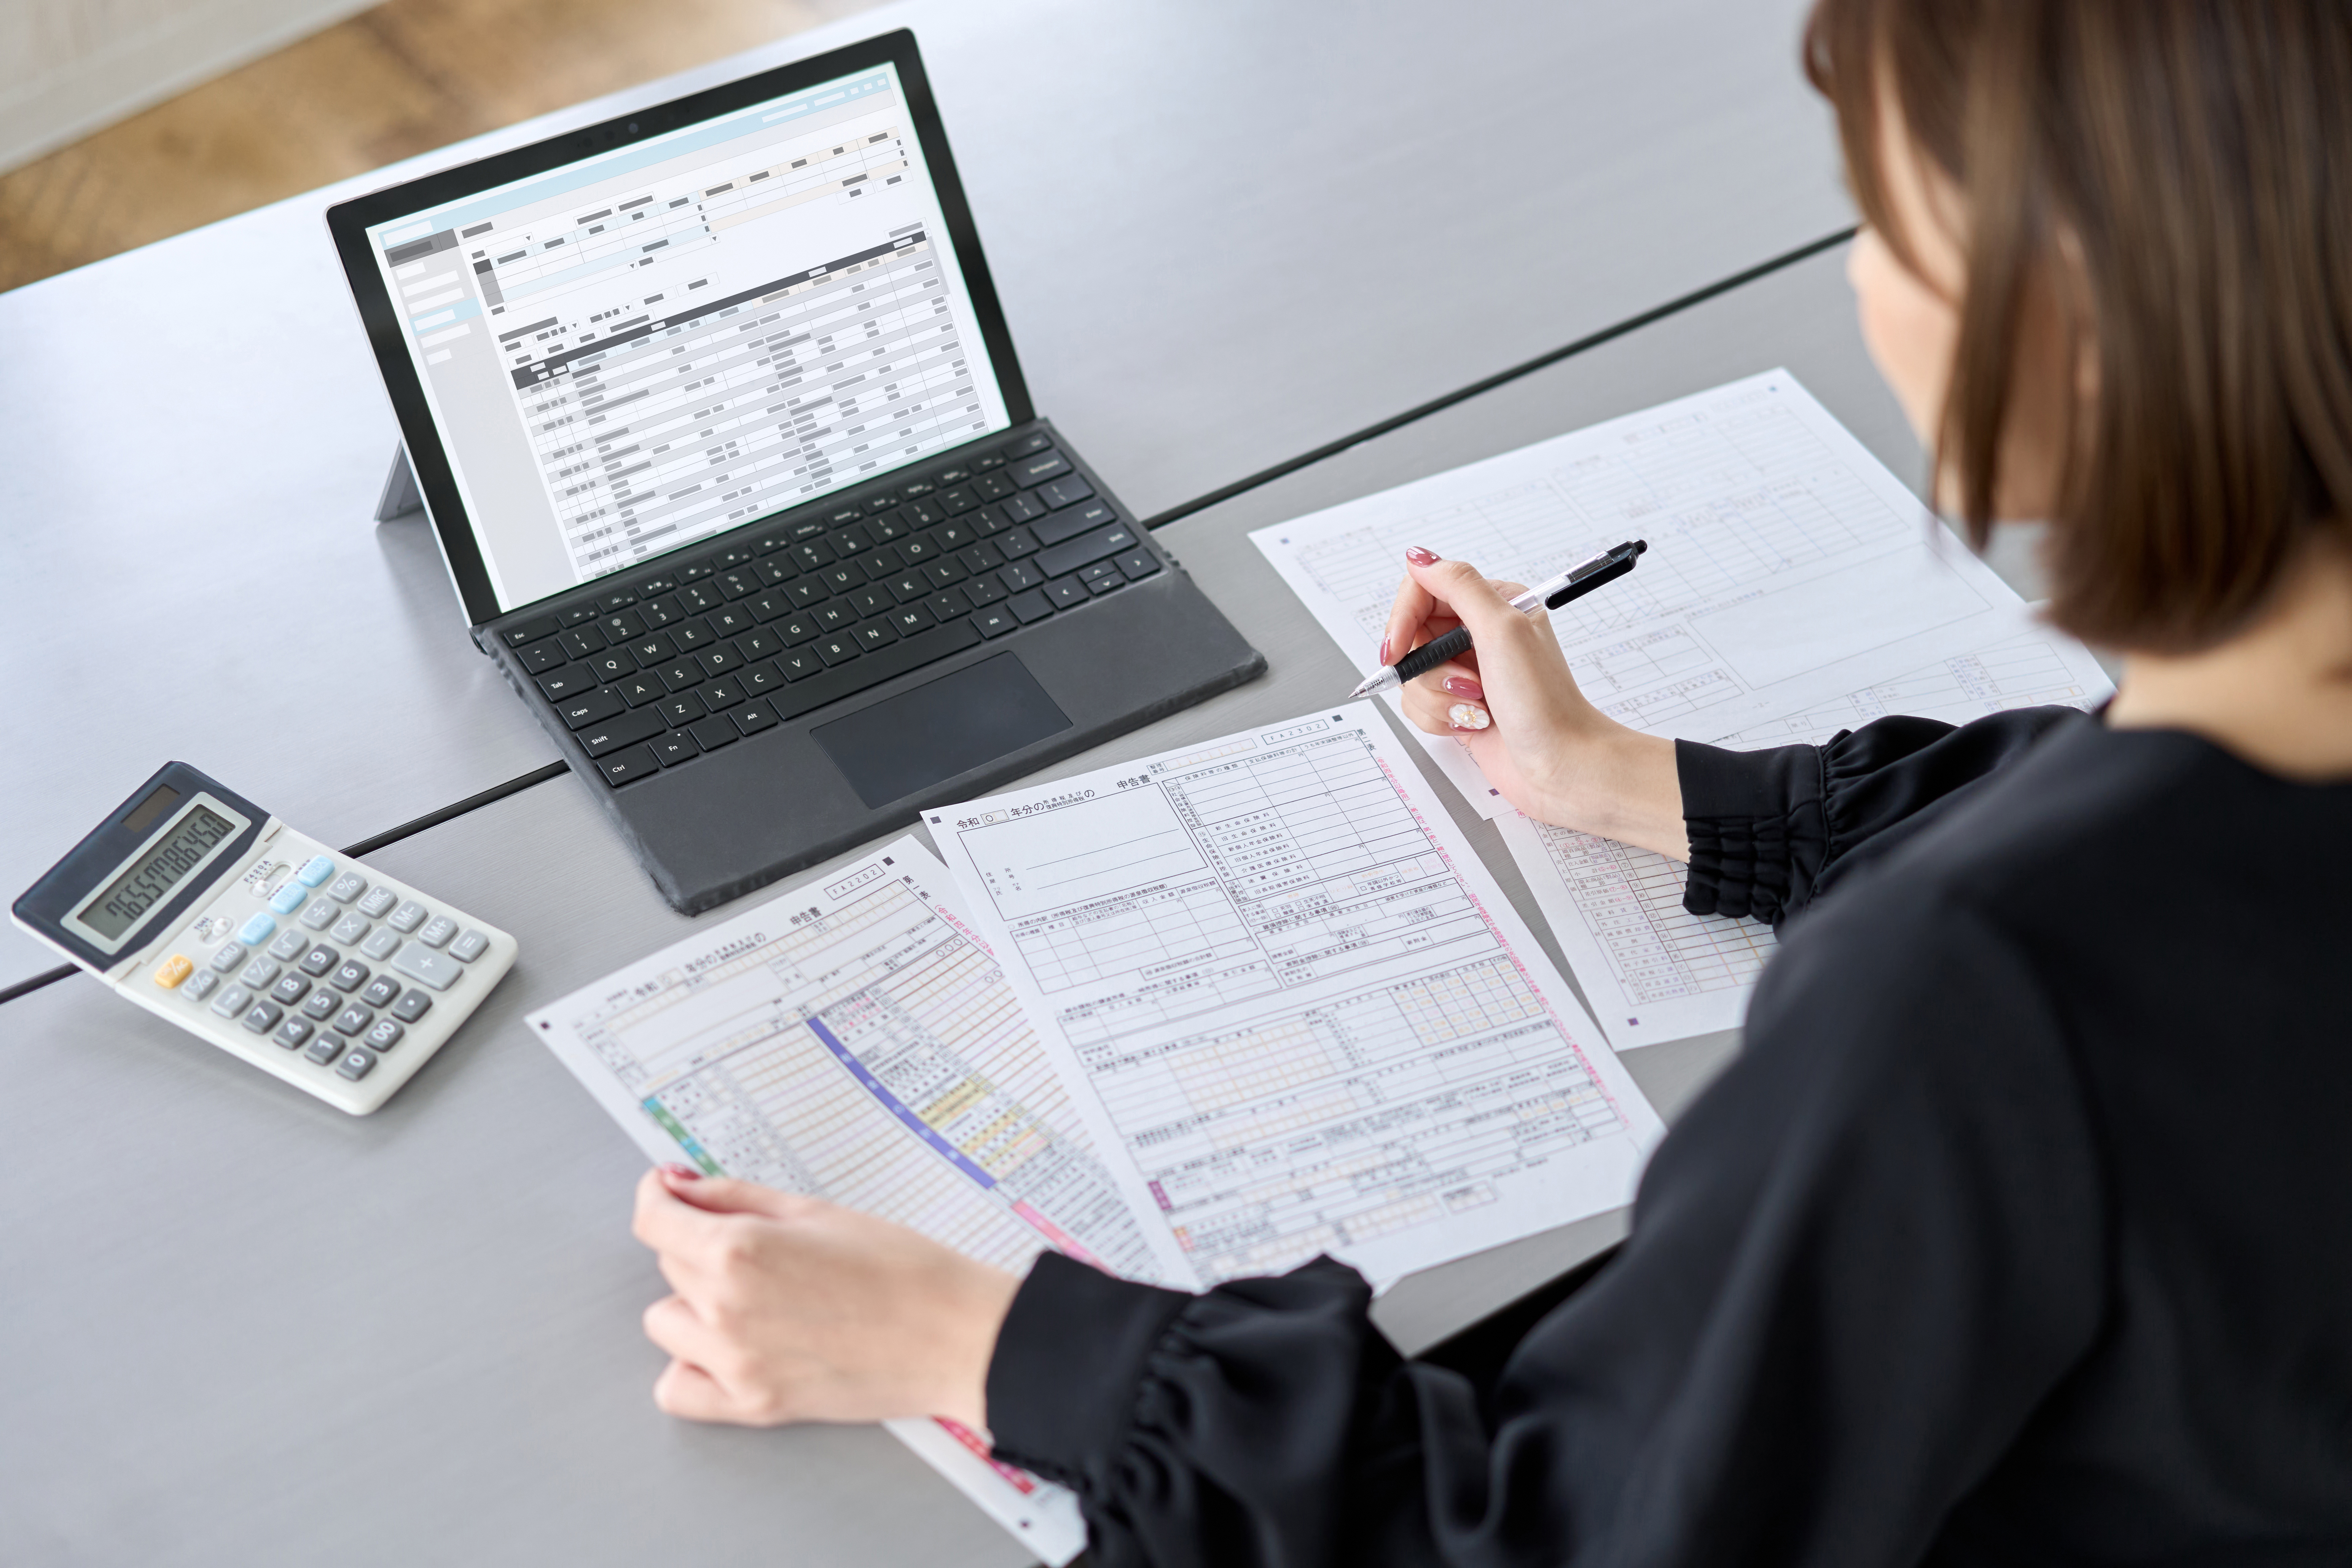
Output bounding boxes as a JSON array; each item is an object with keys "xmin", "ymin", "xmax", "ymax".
[{"xmin": 11, "ymin": 762, "xmax": 516, "ymax": 1114}]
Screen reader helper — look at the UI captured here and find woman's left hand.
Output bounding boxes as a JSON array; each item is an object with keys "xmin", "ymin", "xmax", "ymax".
[{"xmin": 632, "ymin": 1165, "xmax": 1021, "ymax": 1428}]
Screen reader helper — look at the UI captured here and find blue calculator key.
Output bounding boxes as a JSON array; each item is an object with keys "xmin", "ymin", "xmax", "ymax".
[
  {"xmin": 268, "ymin": 884, "xmax": 306, "ymax": 915},
  {"xmin": 296, "ymin": 856, "xmax": 335, "ymax": 888},
  {"xmin": 236, "ymin": 914, "xmax": 275, "ymax": 946}
]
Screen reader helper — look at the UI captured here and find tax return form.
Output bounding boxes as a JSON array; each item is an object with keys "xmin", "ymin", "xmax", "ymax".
[
  {"xmin": 926, "ymin": 703, "xmax": 1664, "ymax": 1292},
  {"xmin": 527, "ymin": 836, "xmax": 1138, "ymax": 1566}
]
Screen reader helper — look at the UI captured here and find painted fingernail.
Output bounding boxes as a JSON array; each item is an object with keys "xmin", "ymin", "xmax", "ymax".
[
  {"xmin": 1404, "ymin": 545, "xmax": 1439, "ymax": 566},
  {"xmin": 1378, "ymin": 637, "xmax": 1391, "ymax": 665},
  {"xmin": 660, "ymin": 1163, "xmax": 702, "ymax": 1181},
  {"xmin": 1442, "ymin": 676, "xmax": 1483, "ymax": 700},
  {"xmin": 1448, "ymin": 702, "xmax": 1491, "ymax": 731}
]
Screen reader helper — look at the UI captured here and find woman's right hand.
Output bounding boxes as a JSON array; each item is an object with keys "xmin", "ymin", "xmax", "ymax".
[{"xmin": 1380, "ymin": 548, "xmax": 1689, "ymax": 861}]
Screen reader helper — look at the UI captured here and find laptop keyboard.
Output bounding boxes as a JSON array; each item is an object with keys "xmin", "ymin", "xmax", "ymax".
[{"xmin": 495, "ymin": 430, "xmax": 1162, "ymax": 786}]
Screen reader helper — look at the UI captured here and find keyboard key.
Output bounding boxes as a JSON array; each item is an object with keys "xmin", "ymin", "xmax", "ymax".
[
  {"xmin": 974, "ymin": 471, "xmax": 1016, "ymax": 502},
  {"xmin": 931, "ymin": 519, "xmax": 980, "ymax": 551},
  {"xmin": 997, "ymin": 526, "xmax": 1041, "ymax": 559},
  {"xmin": 1118, "ymin": 549, "xmax": 1163, "ymax": 581},
  {"xmin": 1081, "ymin": 559, "xmax": 1126, "ymax": 588},
  {"xmin": 599, "ymin": 608, "xmax": 647, "ymax": 641},
  {"xmin": 741, "ymin": 662, "xmax": 785, "ymax": 694},
  {"xmin": 829, "ymin": 523, "xmax": 875, "ymax": 556},
  {"xmin": 296, "ymin": 856, "xmax": 335, "ymax": 889},
  {"xmin": 867, "ymin": 510, "xmax": 910, "ymax": 541},
  {"xmin": 998, "ymin": 491, "xmax": 1046, "ymax": 525},
  {"xmin": 938, "ymin": 485, "xmax": 980, "ymax": 516},
  {"xmin": 500, "ymin": 615, "xmax": 560, "ymax": 648},
  {"xmin": 210, "ymin": 942, "xmax": 249, "ymax": 975},
  {"xmin": 1034, "ymin": 499, "xmax": 1115, "ymax": 545},
  {"xmin": 896, "ymin": 534, "xmax": 937, "ymax": 564},
  {"xmin": 236, "ymin": 914, "xmax": 275, "ymax": 946},
  {"xmin": 330, "ymin": 911, "xmax": 370, "ymax": 945},
  {"xmin": 898, "ymin": 478, "xmax": 936, "ymax": 500},
  {"xmin": 628, "ymin": 635, "xmax": 677, "ymax": 666},
  {"xmin": 789, "ymin": 541, "xmax": 833, "ymax": 572},
  {"xmin": 559, "ymin": 688, "xmax": 626, "ymax": 729},
  {"xmin": 617, "ymin": 673, "xmax": 666, "ymax": 706},
  {"xmin": 748, "ymin": 591, "xmax": 796, "ymax": 623},
  {"xmin": 357, "ymin": 886, "xmax": 398, "ymax": 918},
  {"xmin": 362, "ymin": 1018, "xmax": 405, "ymax": 1052},
  {"xmin": 689, "ymin": 715, "xmax": 739, "ymax": 751},
  {"xmin": 813, "ymin": 635, "xmax": 861, "ymax": 667},
  {"xmin": 671, "ymin": 619, "xmax": 716, "ymax": 650},
  {"xmin": 957, "ymin": 542, "xmax": 1006, "ymax": 574},
  {"xmin": 325, "ymin": 871, "xmax": 368, "ymax": 904},
  {"xmin": 676, "ymin": 559, "xmax": 716, "ymax": 583},
  {"xmin": 209, "ymin": 983, "xmax": 252, "ymax": 1020},
  {"xmin": 852, "ymin": 620, "xmax": 899, "ymax": 652},
  {"xmin": 863, "ymin": 494, "xmax": 897, "ymax": 516},
  {"xmin": 903, "ymin": 497, "xmax": 946, "ymax": 528},
  {"xmin": 586, "ymin": 652, "xmax": 633, "ymax": 683},
  {"xmin": 656, "ymin": 659, "xmax": 703, "ymax": 693},
  {"xmin": 695, "ymin": 645, "xmax": 742, "ymax": 676},
  {"xmin": 418, "ymin": 916, "xmax": 457, "ymax": 949},
  {"xmin": 334, "ymin": 1003, "xmax": 374, "ymax": 1036},
  {"xmin": 448, "ymin": 929, "xmax": 491, "ymax": 963},
  {"xmin": 637, "ymin": 594, "xmax": 684, "ymax": 628},
  {"xmin": 598, "ymin": 589, "xmax": 639, "ymax": 611},
  {"xmin": 300, "ymin": 896, "xmax": 339, "ymax": 930},
  {"xmin": 819, "ymin": 565, "xmax": 862, "ymax": 595},
  {"xmin": 1037, "ymin": 474, "xmax": 1094, "ymax": 510},
  {"xmin": 974, "ymin": 450, "xmax": 1006, "ymax": 471},
  {"xmin": 360, "ymin": 926, "xmax": 402, "ymax": 960},
  {"xmin": 390, "ymin": 989, "xmax": 434, "ymax": 1023},
  {"xmin": 888, "ymin": 604, "xmax": 933, "ymax": 636},
  {"xmin": 534, "ymin": 667, "xmax": 593, "ymax": 703},
  {"xmin": 971, "ymin": 606, "xmax": 1019, "ymax": 638},
  {"xmin": 709, "ymin": 605, "xmax": 754, "ymax": 638},
  {"xmin": 718, "ymin": 569, "xmax": 762, "ymax": 600},
  {"xmin": 557, "ymin": 604, "xmax": 600, "ymax": 627},
  {"xmin": 1000, "ymin": 429, "xmax": 1054, "ymax": 459},
  {"xmin": 658, "ymin": 693, "xmax": 706, "ymax": 726},
  {"xmin": 270, "ymin": 972, "xmax": 310, "ymax": 1006},
  {"xmin": 298, "ymin": 943, "xmax": 338, "ymax": 977},
  {"xmin": 1008, "ymin": 588, "xmax": 1055, "ymax": 624},
  {"xmin": 266, "ymin": 928, "xmax": 308, "ymax": 962},
  {"xmin": 1012, "ymin": 450, "xmax": 1071, "ymax": 486},
  {"xmin": 335, "ymin": 1047, "xmax": 378, "ymax": 1082},
  {"xmin": 330, "ymin": 958, "xmax": 371, "ymax": 993},
  {"xmin": 240, "ymin": 1000, "xmax": 284, "ymax": 1034},
  {"xmin": 238, "ymin": 956, "xmax": 280, "ymax": 990},
  {"xmin": 267, "ymin": 887, "xmax": 303, "ymax": 920},
  {"xmin": 736, "ymin": 628, "xmax": 782, "ymax": 659},
  {"xmin": 303, "ymin": 1032, "xmax": 341, "ymax": 1065},
  {"xmin": 921, "ymin": 559, "xmax": 970, "ymax": 587},
  {"xmin": 1000, "ymin": 561, "xmax": 1046, "ymax": 593},
  {"xmin": 579, "ymin": 707, "xmax": 667, "ymax": 757},
  {"xmin": 678, "ymin": 582, "xmax": 724, "ymax": 612},
  {"xmin": 184, "ymin": 969, "xmax": 220, "ymax": 1001},
  {"xmin": 815, "ymin": 605, "xmax": 857, "ymax": 636},
  {"xmin": 519, "ymin": 642, "xmax": 567, "ymax": 675},
  {"xmin": 1039, "ymin": 522, "xmax": 1141, "ymax": 579},
  {"xmin": 556, "ymin": 626, "xmax": 605, "ymax": 658},
  {"xmin": 962, "ymin": 576, "xmax": 1008, "ymax": 607},
  {"xmin": 274, "ymin": 1017, "xmax": 313, "ymax": 1050},
  {"xmin": 776, "ymin": 650, "xmax": 824, "ymax": 680},
  {"xmin": 652, "ymin": 731, "xmax": 699, "ymax": 767},
  {"xmin": 359, "ymin": 972, "xmax": 403, "ymax": 1008},
  {"xmin": 391, "ymin": 941, "xmax": 464, "ymax": 992},
  {"xmin": 858, "ymin": 553, "xmax": 903, "ymax": 584},
  {"xmin": 301, "ymin": 988, "xmax": 340, "ymax": 1021},
  {"xmin": 700, "ymin": 677, "xmax": 746, "ymax": 710},
  {"xmin": 1045, "ymin": 576, "xmax": 1091, "ymax": 609},
  {"xmin": 387, "ymin": 900, "xmax": 428, "ymax": 934},
  {"xmin": 598, "ymin": 744, "xmax": 660, "ymax": 786},
  {"xmin": 733, "ymin": 700, "xmax": 779, "ymax": 737}
]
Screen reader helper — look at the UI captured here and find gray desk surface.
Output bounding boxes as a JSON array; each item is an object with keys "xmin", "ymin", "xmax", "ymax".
[
  {"xmin": 0, "ymin": 239, "xmax": 1967, "ymax": 1567},
  {"xmin": 0, "ymin": 0, "xmax": 1848, "ymax": 990}
]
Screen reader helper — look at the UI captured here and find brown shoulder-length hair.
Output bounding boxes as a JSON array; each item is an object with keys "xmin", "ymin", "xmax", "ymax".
[{"xmin": 1805, "ymin": 0, "xmax": 2352, "ymax": 652}]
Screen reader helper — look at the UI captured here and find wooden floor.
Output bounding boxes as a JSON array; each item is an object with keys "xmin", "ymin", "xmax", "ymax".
[{"xmin": 0, "ymin": 0, "xmax": 880, "ymax": 294}]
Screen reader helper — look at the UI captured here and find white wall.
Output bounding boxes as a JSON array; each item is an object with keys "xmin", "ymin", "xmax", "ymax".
[{"xmin": 1, "ymin": 0, "xmax": 378, "ymax": 172}]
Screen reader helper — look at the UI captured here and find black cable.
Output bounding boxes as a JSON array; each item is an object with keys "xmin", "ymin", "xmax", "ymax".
[
  {"xmin": 1140, "ymin": 226, "xmax": 1859, "ymax": 532},
  {"xmin": 0, "ymin": 760, "xmax": 573, "ymax": 1008}
]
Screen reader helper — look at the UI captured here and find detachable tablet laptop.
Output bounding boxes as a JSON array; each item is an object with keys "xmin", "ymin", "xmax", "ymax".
[{"xmin": 327, "ymin": 29, "xmax": 1262, "ymax": 914}]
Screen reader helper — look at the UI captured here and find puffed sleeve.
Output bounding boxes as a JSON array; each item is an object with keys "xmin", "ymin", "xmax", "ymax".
[
  {"xmin": 986, "ymin": 891, "xmax": 2109, "ymax": 1568},
  {"xmin": 1679, "ymin": 705, "xmax": 2083, "ymax": 924}
]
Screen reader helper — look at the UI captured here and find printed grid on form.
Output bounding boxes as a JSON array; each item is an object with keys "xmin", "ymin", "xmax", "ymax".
[
  {"xmin": 569, "ymin": 867, "xmax": 1155, "ymax": 1277},
  {"xmin": 1510, "ymin": 632, "xmax": 2114, "ymax": 1047},
  {"xmin": 945, "ymin": 714, "xmax": 1647, "ymax": 1286}
]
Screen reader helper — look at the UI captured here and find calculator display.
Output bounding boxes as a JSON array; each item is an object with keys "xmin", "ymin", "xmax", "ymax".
[{"xmin": 74, "ymin": 805, "xmax": 238, "ymax": 941}]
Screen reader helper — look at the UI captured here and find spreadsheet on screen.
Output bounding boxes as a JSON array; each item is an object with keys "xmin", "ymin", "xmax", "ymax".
[{"xmin": 366, "ymin": 60, "xmax": 1012, "ymax": 612}]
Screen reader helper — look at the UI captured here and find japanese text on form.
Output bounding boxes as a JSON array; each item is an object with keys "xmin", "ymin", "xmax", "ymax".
[
  {"xmin": 930, "ymin": 705, "xmax": 1662, "ymax": 1292},
  {"xmin": 527, "ymin": 837, "xmax": 1124, "ymax": 1564},
  {"xmin": 1251, "ymin": 371, "xmax": 2043, "ymax": 817}
]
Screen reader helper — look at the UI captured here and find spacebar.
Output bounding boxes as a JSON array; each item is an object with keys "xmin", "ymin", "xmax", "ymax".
[{"xmin": 769, "ymin": 621, "xmax": 985, "ymax": 724}]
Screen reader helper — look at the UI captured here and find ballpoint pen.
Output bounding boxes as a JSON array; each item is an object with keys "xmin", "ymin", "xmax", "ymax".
[{"xmin": 1347, "ymin": 539, "xmax": 1647, "ymax": 698}]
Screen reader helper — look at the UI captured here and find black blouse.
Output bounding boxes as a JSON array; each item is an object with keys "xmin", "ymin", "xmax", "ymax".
[{"xmin": 982, "ymin": 708, "xmax": 2352, "ymax": 1567}]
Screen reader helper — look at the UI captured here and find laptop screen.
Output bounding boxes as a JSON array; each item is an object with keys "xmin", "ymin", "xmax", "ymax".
[{"xmin": 359, "ymin": 58, "xmax": 1013, "ymax": 614}]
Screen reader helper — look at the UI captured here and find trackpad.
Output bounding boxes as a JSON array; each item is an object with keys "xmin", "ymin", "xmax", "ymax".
[{"xmin": 812, "ymin": 652, "xmax": 1072, "ymax": 807}]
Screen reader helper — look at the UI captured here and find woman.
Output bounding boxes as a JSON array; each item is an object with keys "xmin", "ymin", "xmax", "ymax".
[{"xmin": 629, "ymin": 2, "xmax": 2352, "ymax": 1561}]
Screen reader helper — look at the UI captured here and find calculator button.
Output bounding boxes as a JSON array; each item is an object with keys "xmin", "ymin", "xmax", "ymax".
[
  {"xmin": 301, "ymin": 989, "xmax": 339, "ymax": 1022},
  {"xmin": 329, "ymin": 912, "xmax": 371, "ymax": 945},
  {"xmin": 360, "ymin": 927, "xmax": 402, "ymax": 962},
  {"xmin": 303, "ymin": 1033, "xmax": 341, "ymax": 1065},
  {"xmin": 359, "ymin": 974, "xmax": 403, "ymax": 1009},
  {"xmin": 236, "ymin": 913, "xmax": 276, "ymax": 946},
  {"xmin": 329, "ymin": 959, "xmax": 370, "ymax": 993},
  {"xmin": 184, "ymin": 970, "xmax": 219, "ymax": 1001},
  {"xmin": 299, "ymin": 897, "xmax": 339, "ymax": 931},
  {"xmin": 362, "ymin": 1019, "xmax": 404, "ymax": 1051},
  {"xmin": 333, "ymin": 1004, "xmax": 374, "ymax": 1036},
  {"xmin": 240, "ymin": 1000, "xmax": 284, "ymax": 1034},
  {"xmin": 448, "ymin": 929, "xmax": 490, "ymax": 963},
  {"xmin": 389, "ymin": 941, "xmax": 463, "ymax": 992},
  {"xmin": 417, "ymin": 915, "xmax": 457, "ymax": 949},
  {"xmin": 389, "ymin": 989, "xmax": 434, "ymax": 1024},
  {"xmin": 388, "ymin": 900, "xmax": 429, "ymax": 934},
  {"xmin": 270, "ymin": 973, "xmax": 310, "ymax": 1006},
  {"xmin": 154, "ymin": 955, "xmax": 193, "ymax": 989},
  {"xmin": 268, "ymin": 884, "xmax": 306, "ymax": 916},
  {"xmin": 357, "ymin": 886, "xmax": 398, "ymax": 919},
  {"xmin": 335, "ymin": 1048, "xmax": 378, "ymax": 1082},
  {"xmin": 296, "ymin": 856, "xmax": 335, "ymax": 888},
  {"xmin": 327, "ymin": 871, "xmax": 368, "ymax": 904},
  {"xmin": 209, "ymin": 942, "xmax": 248, "ymax": 974},
  {"xmin": 237, "ymin": 957, "xmax": 280, "ymax": 990},
  {"xmin": 209, "ymin": 984, "xmax": 252, "ymax": 1020},
  {"xmin": 298, "ymin": 944, "xmax": 338, "ymax": 977},
  {"xmin": 273, "ymin": 1018, "xmax": 313, "ymax": 1050},
  {"xmin": 266, "ymin": 928, "xmax": 308, "ymax": 962}
]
